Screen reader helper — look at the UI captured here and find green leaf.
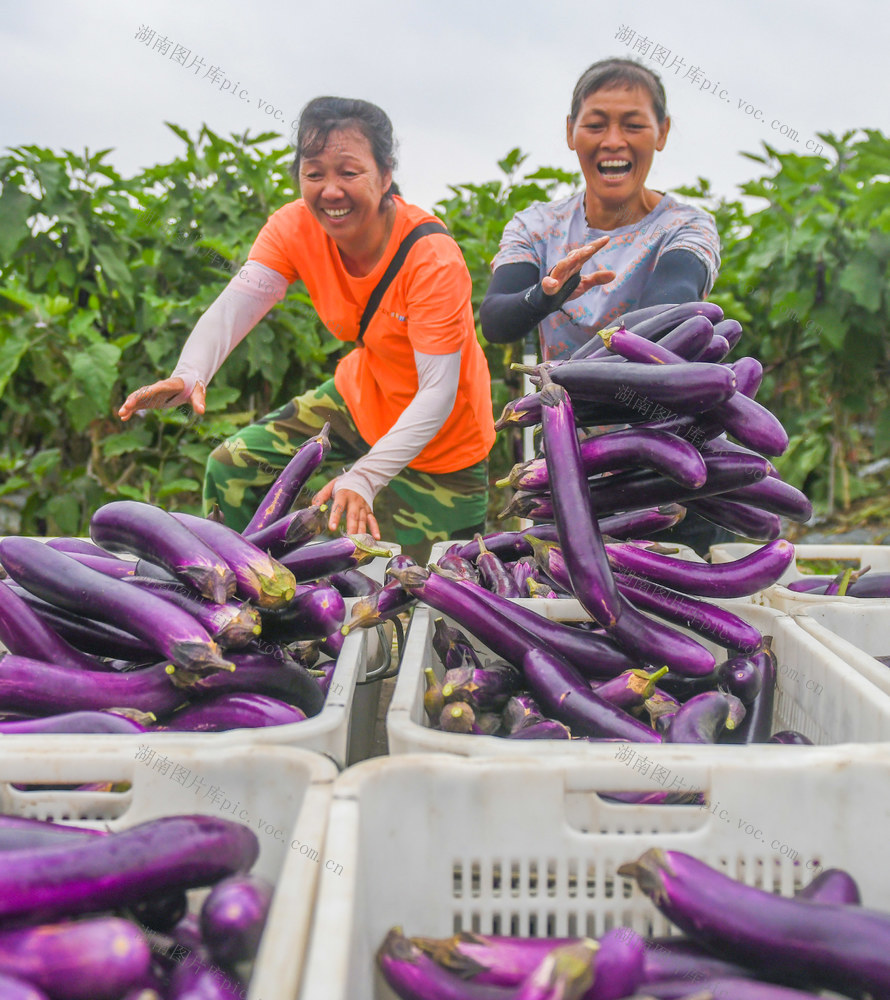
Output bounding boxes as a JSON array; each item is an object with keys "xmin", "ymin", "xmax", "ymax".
[
  {"xmin": 101, "ymin": 427, "xmax": 152, "ymax": 458},
  {"xmin": 838, "ymin": 254, "xmax": 884, "ymax": 312},
  {"xmin": 157, "ymin": 477, "xmax": 201, "ymax": 499},
  {"xmin": 92, "ymin": 243, "xmax": 134, "ymax": 303},
  {"xmin": 69, "ymin": 341, "xmax": 122, "ymax": 417},
  {"xmin": 0, "ymin": 328, "xmax": 33, "ymax": 396},
  {"xmin": 0, "ymin": 186, "xmax": 34, "ymax": 262}
]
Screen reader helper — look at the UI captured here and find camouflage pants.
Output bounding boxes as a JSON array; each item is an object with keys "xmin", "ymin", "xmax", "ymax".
[{"xmin": 204, "ymin": 379, "xmax": 489, "ymax": 563}]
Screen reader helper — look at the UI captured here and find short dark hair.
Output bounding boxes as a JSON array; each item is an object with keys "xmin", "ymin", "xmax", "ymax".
[
  {"xmin": 570, "ymin": 58, "xmax": 668, "ymax": 124},
  {"xmin": 290, "ymin": 96, "xmax": 401, "ymax": 201}
]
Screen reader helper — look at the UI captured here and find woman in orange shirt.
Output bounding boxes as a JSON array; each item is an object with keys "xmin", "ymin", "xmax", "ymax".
[{"xmin": 119, "ymin": 97, "xmax": 495, "ymax": 560}]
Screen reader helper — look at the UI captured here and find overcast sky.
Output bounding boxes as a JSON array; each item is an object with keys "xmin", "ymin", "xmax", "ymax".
[{"xmin": 2, "ymin": 0, "xmax": 888, "ymax": 216}]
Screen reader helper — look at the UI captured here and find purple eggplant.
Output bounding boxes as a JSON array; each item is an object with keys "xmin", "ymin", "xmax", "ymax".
[
  {"xmin": 89, "ymin": 501, "xmax": 236, "ymax": 602},
  {"xmin": 243, "ymin": 503, "xmax": 328, "ymax": 555},
  {"xmin": 0, "ymin": 973, "xmax": 48, "ymax": 999},
  {"xmin": 507, "ymin": 719, "xmax": 572, "ymax": 739},
  {"xmin": 436, "ymin": 553, "xmax": 481, "ymax": 582},
  {"xmin": 686, "ymin": 497, "xmax": 782, "ymax": 541},
  {"xmin": 474, "ymin": 534, "xmax": 521, "ymax": 597},
  {"xmin": 502, "ymin": 694, "xmax": 546, "ymax": 734},
  {"xmin": 0, "ymin": 538, "xmax": 234, "ymax": 676},
  {"xmin": 412, "ymin": 932, "xmax": 576, "ymax": 988},
  {"xmin": 643, "ymin": 688, "xmax": 681, "ymax": 729},
  {"xmin": 512, "ymin": 940, "xmax": 597, "ymax": 1000},
  {"xmin": 635, "ymin": 977, "xmax": 824, "ymax": 999},
  {"xmin": 711, "ymin": 318, "xmax": 743, "ymax": 351},
  {"xmin": 259, "ymin": 585, "xmax": 346, "ymax": 641},
  {"xmin": 694, "ymin": 333, "xmax": 732, "ymax": 363},
  {"xmin": 846, "ymin": 571, "xmax": 890, "ymax": 597},
  {"xmin": 163, "ymin": 692, "xmax": 307, "ymax": 731},
  {"xmin": 0, "ymin": 815, "xmax": 105, "ymax": 851},
  {"xmin": 378, "ymin": 928, "xmax": 514, "ymax": 1000},
  {"xmin": 641, "ymin": 936, "xmax": 758, "ymax": 984},
  {"xmin": 522, "ymin": 647, "xmax": 661, "ymax": 742},
  {"xmin": 597, "ymin": 506, "xmax": 688, "ymax": 540},
  {"xmin": 166, "ymin": 948, "xmax": 246, "ymax": 1000},
  {"xmin": 0, "ymin": 917, "xmax": 152, "ymax": 1000},
  {"xmin": 511, "ymin": 559, "xmax": 536, "ymax": 593},
  {"xmin": 605, "ymin": 539, "xmax": 795, "ymax": 599},
  {"xmin": 341, "ymin": 578, "xmax": 415, "ymax": 633},
  {"xmin": 721, "ymin": 639, "xmax": 777, "ymax": 744},
  {"xmin": 769, "ymin": 730, "xmax": 814, "ymax": 745},
  {"xmin": 722, "ymin": 477, "xmax": 813, "ymax": 523},
  {"xmin": 579, "ymin": 302, "xmax": 724, "ymax": 360},
  {"xmin": 0, "ymin": 578, "xmax": 108, "ymax": 671},
  {"xmin": 5, "ymin": 587, "xmax": 156, "ymax": 662},
  {"xmin": 0, "ymin": 656, "xmax": 185, "ymax": 716},
  {"xmin": 170, "ymin": 511, "xmax": 297, "ymax": 608},
  {"xmin": 539, "ymin": 373, "xmax": 623, "ymax": 628},
  {"xmin": 125, "ymin": 576, "xmax": 262, "ymax": 648},
  {"xmin": 796, "ymin": 868, "xmax": 861, "ymax": 905},
  {"xmin": 715, "ymin": 655, "xmax": 764, "ymax": 705},
  {"xmin": 507, "ymin": 452, "xmax": 773, "ymax": 522},
  {"xmin": 242, "ymin": 423, "xmax": 331, "ymax": 535},
  {"xmin": 326, "ymin": 568, "xmax": 382, "ymax": 597},
  {"xmin": 441, "ymin": 662, "xmax": 521, "ymax": 712},
  {"xmin": 439, "ymin": 701, "xmax": 477, "ymax": 734},
  {"xmin": 45, "ymin": 537, "xmax": 110, "ymax": 557},
  {"xmin": 503, "ymin": 429, "xmax": 708, "ymax": 493},
  {"xmin": 542, "ymin": 359, "xmax": 737, "ymax": 415},
  {"xmin": 613, "ymin": 572, "xmax": 763, "ymax": 654},
  {"xmin": 432, "ymin": 618, "xmax": 485, "ymax": 671},
  {"xmin": 56, "ymin": 550, "xmax": 139, "ymax": 579},
  {"xmin": 446, "ymin": 574, "xmax": 642, "ymax": 679},
  {"xmin": 454, "ymin": 525, "xmax": 561, "ymax": 563},
  {"xmin": 711, "ymin": 384, "xmax": 790, "ymax": 457},
  {"xmin": 591, "ymin": 667, "xmax": 669, "ymax": 711},
  {"xmin": 277, "ymin": 533, "xmax": 392, "ymax": 582},
  {"xmin": 599, "ymin": 317, "xmax": 714, "ymax": 365},
  {"xmin": 200, "ymin": 873, "xmax": 273, "ymax": 965},
  {"xmin": 618, "ymin": 847, "xmax": 890, "ymax": 996},
  {"xmin": 0, "ymin": 815, "xmax": 258, "ymax": 926},
  {"xmin": 527, "ymin": 540, "xmax": 717, "ymax": 676},
  {"xmin": 0, "ymin": 711, "xmax": 150, "ymax": 734},
  {"xmin": 173, "ymin": 649, "xmax": 325, "ymax": 717},
  {"xmin": 495, "ymin": 392, "xmax": 544, "ymax": 431},
  {"xmin": 665, "ymin": 691, "xmax": 731, "ymax": 743}
]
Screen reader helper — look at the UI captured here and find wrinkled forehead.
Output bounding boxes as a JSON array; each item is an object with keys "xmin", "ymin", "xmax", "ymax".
[{"xmin": 300, "ymin": 124, "xmax": 371, "ymax": 161}]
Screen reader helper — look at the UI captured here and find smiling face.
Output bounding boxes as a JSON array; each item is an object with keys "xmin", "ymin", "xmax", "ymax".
[
  {"xmin": 297, "ymin": 126, "xmax": 393, "ymax": 248},
  {"xmin": 566, "ymin": 84, "xmax": 670, "ymax": 226}
]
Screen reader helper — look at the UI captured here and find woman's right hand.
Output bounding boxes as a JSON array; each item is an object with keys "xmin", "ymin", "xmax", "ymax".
[
  {"xmin": 541, "ymin": 235, "xmax": 615, "ymax": 300},
  {"xmin": 117, "ymin": 377, "xmax": 206, "ymax": 422}
]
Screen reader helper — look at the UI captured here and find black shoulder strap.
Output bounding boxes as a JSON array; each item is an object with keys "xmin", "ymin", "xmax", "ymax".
[{"xmin": 357, "ymin": 220, "xmax": 451, "ymax": 344}]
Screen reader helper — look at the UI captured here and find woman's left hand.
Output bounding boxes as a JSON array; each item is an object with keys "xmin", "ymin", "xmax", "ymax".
[{"xmin": 313, "ymin": 479, "xmax": 381, "ymax": 540}]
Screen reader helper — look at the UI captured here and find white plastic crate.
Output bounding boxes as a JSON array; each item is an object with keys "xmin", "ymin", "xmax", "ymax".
[
  {"xmin": 0, "ymin": 539, "xmax": 394, "ymax": 768},
  {"xmin": 710, "ymin": 542, "xmax": 890, "ymax": 611},
  {"xmin": 387, "ymin": 598, "xmax": 890, "ymax": 755},
  {"xmin": 793, "ymin": 601, "xmax": 890, "ymax": 698},
  {"xmin": 0, "ymin": 741, "xmax": 336, "ymax": 1000},
  {"xmin": 298, "ymin": 749, "xmax": 890, "ymax": 1000}
]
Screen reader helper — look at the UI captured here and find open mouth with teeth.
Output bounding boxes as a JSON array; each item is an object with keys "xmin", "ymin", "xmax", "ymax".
[
  {"xmin": 323, "ymin": 207, "xmax": 352, "ymax": 218},
  {"xmin": 597, "ymin": 160, "xmax": 633, "ymax": 177}
]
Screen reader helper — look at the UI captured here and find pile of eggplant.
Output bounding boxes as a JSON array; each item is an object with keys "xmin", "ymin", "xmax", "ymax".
[
  {"xmin": 377, "ymin": 855, "xmax": 882, "ymax": 999},
  {"xmin": 0, "ymin": 810, "xmax": 272, "ymax": 999},
  {"xmin": 418, "ymin": 611, "xmax": 811, "ymax": 747},
  {"xmin": 787, "ymin": 566, "xmax": 890, "ymax": 598},
  {"xmin": 395, "ymin": 303, "xmax": 817, "ymax": 746},
  {"xmin": 0, "ymin": 424, "xmax": 401, "ymax": 735}
]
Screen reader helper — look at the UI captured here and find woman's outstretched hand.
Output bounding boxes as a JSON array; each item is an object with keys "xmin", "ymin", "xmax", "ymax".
[
  {"xmin": 118, "ymin": 378, "xmax": 206, "ymax": 422},
  {"xmin": 541, "ymin": 235, "xmax": 615, "ymax": 300},
  {"xmin": 313, "ymin": 479, "xmax": 381, "ymax": 540}
]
